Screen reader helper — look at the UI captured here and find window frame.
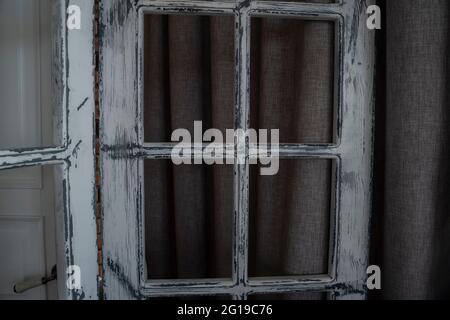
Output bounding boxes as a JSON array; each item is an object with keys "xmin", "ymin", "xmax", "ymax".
[
  {"xmin": 100, "ymin": 0, "xmax": 375, "ymax": 300},
  {"xmin": 0, "ymin": 0, "xmax": 98, "ymax": 300}
]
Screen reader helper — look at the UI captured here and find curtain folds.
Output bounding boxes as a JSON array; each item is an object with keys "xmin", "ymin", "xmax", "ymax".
[{"xmin": 372, "ymin": 0, "xmax": 450, "ymax": 299}]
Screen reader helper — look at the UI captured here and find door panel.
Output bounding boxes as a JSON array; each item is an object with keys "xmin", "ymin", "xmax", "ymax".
[
  {"xmin": 0, "ymin": 165, "xmax": 59, "ymax": 300},
  {"xmin": 0, "ymin": 216, "xmax": 46, "ymax": 300},
  {"xmin": 0, "ymin": 0, "xmax": 40, "ymax": 150},
  {"xmin": 0, "ymin": 0, "xmax": 57, "ymax": 300}
]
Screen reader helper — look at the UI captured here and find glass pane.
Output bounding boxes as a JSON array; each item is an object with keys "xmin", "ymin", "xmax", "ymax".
[
  {"xmin": 144, "ymin": 160, "xmax": 233, "ymax": 280},
  {"xmin": 250, "ymin": 17, "xmax": 336, "ymax": 144},
  {"xmin": 143, "ymin": 14, "xmax": 235, "ymax": 143},
  {"xmin": 0, "ymin": 0, "xmax": 61, "ymax": 150},
  {"xmin": 249, "ymin": 159, "xmax": 335, "ymax": 277}
]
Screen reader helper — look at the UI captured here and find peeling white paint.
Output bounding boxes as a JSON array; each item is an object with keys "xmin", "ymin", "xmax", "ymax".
[
  {"xmin": 0, "ymin": 0, "xmax": 98, "ymax": 300},
  {"xmin": 100, "ymin": 0, "xmax": 375, "ymax": 300}
]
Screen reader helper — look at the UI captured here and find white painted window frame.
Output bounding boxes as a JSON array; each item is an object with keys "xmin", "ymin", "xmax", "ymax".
[
  {"xmin": 0, "ymin": 0, "xmax": 98, "ymax": 300},
  {"xmin": 100, "ymin": 0, "xmax": 375, "ymax": 300}
]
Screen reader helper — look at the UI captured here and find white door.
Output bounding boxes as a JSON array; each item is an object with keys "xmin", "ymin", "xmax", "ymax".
[{"xmin": 0, "ymin": 0, "xmax": 57, "ymax": 300}]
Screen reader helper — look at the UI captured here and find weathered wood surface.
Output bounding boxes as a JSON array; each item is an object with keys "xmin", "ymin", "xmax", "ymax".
[
  {"xmin": 63, "ymin": 0, "xmax": 98, "ymax": 300},
  {"xmin": 0, "ymin": 0, "xmax": 98, "ymax": 300},
  {"xmin": 100, "ymin": 0, "xmax": 375, "ymax": 300}
]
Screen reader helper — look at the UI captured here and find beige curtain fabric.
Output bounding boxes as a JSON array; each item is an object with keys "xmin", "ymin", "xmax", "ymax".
[{"xmin": 143, "ymin": 0, "xmax": 450, "ymax": 299}]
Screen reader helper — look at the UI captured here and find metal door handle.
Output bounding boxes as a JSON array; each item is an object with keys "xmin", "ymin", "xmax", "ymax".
[{"xmin": 13, "ymin": 265, "xmax": 57, "ymax": 294}]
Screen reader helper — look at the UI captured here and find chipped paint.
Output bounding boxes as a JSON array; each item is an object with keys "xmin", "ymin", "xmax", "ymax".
[
  {"xmin": 100, "ymin": 0, "xmax": 375, "ymax": 300},
  {"xmin": 77, "ymin": 97, "xmax": 89, "ymax": 111},
  {"xmin": 0, "ymin": 0, "xmax": 99, "ymax": 300}
]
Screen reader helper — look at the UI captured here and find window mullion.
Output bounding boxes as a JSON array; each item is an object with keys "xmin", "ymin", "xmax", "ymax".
[{"xmin": 232, "ymin": 5, "xmax": 251, "ymax": 300}]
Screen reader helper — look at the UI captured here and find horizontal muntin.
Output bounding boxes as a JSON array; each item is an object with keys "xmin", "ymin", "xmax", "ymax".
[
  {"xmin": 141, "ymin": 143, "xmax": 236, "ymax": 160},
  {"xmin": 103, "ymin": 143, "xmax": 341, "ymax": 160},
  {"xmin": 250, "ymin": 144, "xmax": 340, "ymax": 159},
  {"xmin": 137, "ymin": 0, "xmax": 344, "ymax": 17},
  {"xmin": 139, "ymin": 274, "xmax": 342, "ymax": 297},
  {"xmin": 0, "ymin": 147, "xmax": 67, "ymax": 169},
  {"xmin": 138, "ymin": 0, "xmax": 237, "ymax": 14},
  {"xmin": 249, "ymin": 1, "xmax": 343, "ymax": 19}
]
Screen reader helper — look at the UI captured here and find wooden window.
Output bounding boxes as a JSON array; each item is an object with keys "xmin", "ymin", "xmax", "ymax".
[
  {"xmin": 0, "ymin": 0, "xmax": 98, "ymax": 299},
  {"xmin": 100, "ymin": 0, "xmax": 375, "ymax": 300}
]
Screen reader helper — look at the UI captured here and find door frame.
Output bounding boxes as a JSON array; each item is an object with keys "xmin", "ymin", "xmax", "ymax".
[{"xmin": 0, "ymin": 0, "xmax": 98, "ymax": 300}]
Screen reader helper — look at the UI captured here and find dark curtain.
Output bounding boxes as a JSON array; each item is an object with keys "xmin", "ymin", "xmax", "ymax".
[
  {"xmin": 371, "ymin": 0, "xmax": 450, "ymax": 299},
  {"xmin": 143, "ymin": 0, "xmax": 450, "ymax": 299}
]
